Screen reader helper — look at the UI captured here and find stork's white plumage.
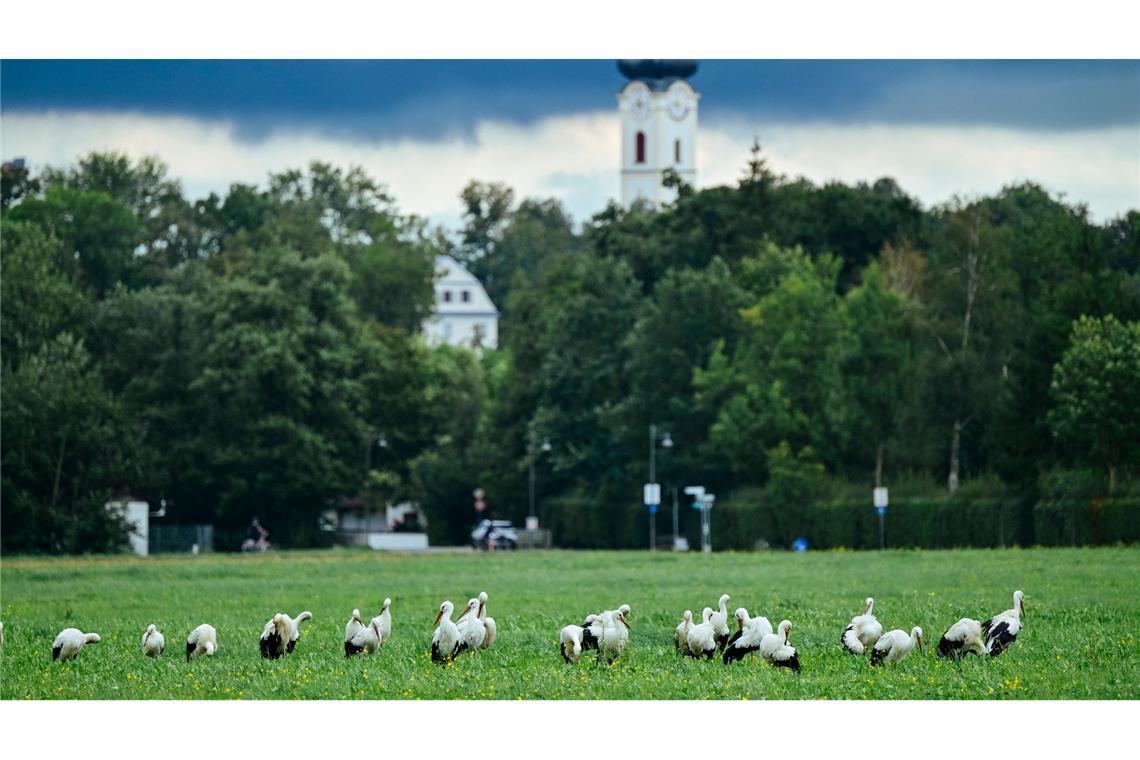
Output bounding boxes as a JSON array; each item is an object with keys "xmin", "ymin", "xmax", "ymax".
[
  {"xmin": 871, "ymin": 626, "xmax": 923, "ymax": 666},
  {"xmin": 286, "ymin": 611, "xmax": 312, "ymax": 654},
  {"xmin": 186, "ymin": 624, "xmax": 217, "ymax": 661},
  {"xmin": 477, "ymin": 592, "xmax": 495, "ymax": 648},
  {"xmin": 675, "ymin": 610, "xmax": 694, "ymax": 653},
  {"xmin": 1, "ymin": 621, "xmax": 6, "ymax": 647},
  {"xmin": 710, "ymin": 594, "xmax": 731, "ymax": 650},
  {"xmin": 598, "ymin": 609, "xmax": 630, "ymax": 663},
  {"xmin": 722, "ymin": 607, "xmax": 774, "ymax": 663},
  {"xmin": 981, "ymin": 590, "xmax": 1025, "ymax": 657},
  {"xmin": 431, "ymin": 601, "xmax": 461, "ymax": 664},
  {"xmin": 455, "ymin": 597, "xmax": 486, "ymax": 654},
  {"xmin": 580, "ymin": 614, "xmax": 603, "ymax": 653},
  {"xmin": 259, "ymin": 610, "xmax": 311, "ymax": 659},
  {"xmin": 52, "ymin": 627, "xmax": 100, "ymax": 661},
  {"xmin": 374, "ymin": 598, "xmax": 393, "ymax": 647},
  {"xmin": 560, "ymin": 624, "xmax": 585, "ymax": 663},
  {"xmin": 686, "ymin": 607, "xmax": 717, "ymax": 659},
  {"xmin": 937, "ymin": 618, "xmax": 986, "ymax": 660},
  {"xmin": 348, "ymin": 610, "xmax": 387, "ymax": 656},
  {"xmin": 344, "ymin": 609, "xmax": 365, "ymax": 656},
  {"xmin": 841, "ymin": 597, "xmax": 883, "ymax": 655},
  {"xmin": 141, "ymin": 624, "xmax": 165, "ymax": 657},
  {"xmin": 758, "ymin": 619, "xmax": 801, "ymax": 672}
]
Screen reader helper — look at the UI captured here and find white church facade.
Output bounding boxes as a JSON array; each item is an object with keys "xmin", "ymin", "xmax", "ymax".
[
  {"xmin": 617, "ymin": 60, "xmax": 700, "ymax": 206},
  {"xmin": 423, "ymin": 255, "xmax": 499, "ymax": 350}
]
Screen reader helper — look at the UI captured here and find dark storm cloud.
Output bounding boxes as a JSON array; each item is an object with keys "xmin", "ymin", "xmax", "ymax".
[{"xmin": 2, "ymin": 60, "xmax": 1137, "ymax": 141}]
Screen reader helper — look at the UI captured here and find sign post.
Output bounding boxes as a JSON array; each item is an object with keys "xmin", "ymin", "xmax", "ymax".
[
  {"xmin": 644, "ymin": 483, "xmax": 661, "ymax": 551},
  {"xmin": 873, "ymin": 487, "xmax": 888, "ymax": 550}
]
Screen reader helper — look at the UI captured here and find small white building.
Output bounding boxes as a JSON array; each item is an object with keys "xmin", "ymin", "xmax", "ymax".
[
  {"xmin": 617, "ymin": 60, "xmax": 700, "ymax": 207},
  {"xmin": 424, "ymin": 255, "xmax": 499, "ymax": 350}
]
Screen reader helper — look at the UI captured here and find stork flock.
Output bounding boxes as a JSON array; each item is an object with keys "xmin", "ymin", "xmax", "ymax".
[{"xmin": 21, "ymin": 589, "xmax": 1025, "ymax": 673}]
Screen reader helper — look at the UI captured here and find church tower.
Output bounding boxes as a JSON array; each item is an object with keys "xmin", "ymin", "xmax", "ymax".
[{"xmin": 617, "ymin": 60, "xmax": 699, "ymax": 206}]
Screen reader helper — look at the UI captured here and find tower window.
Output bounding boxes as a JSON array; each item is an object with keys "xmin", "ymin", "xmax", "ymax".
[
  {"xmin": 635, "ymin": 131, "xmax": 646, "ymax": 164},
  {"xmin": 442, "ymin": 291, "xmax": 452, "ymax": 303},
  {"xmin": 675, "ymin": 139, "xmax": 681, "ymax": 164},
  {"xmin": 461, "ymin": 290, "xmax": 470, "ymax": 303}
]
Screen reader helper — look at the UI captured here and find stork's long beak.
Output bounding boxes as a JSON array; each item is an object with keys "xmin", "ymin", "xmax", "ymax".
[
  {"xmin": 456, "ymin": 607, "xmax": 469, "ymax": 621},
  {"xmin": 864, "ymin": 602, "xmax": 872, "ymax": 614},
  {"xmin": 478, "ymin": 601, "xmax": 485, "ymax": 618},
  {"xmin": 1020, "ymin": 601, "xmax": 1026, "ymax": 618},
  {"xmin": 917, "ymin": 636, "xmax": 924, "ymax": 654},
  {"xmin": 144, "ymin": 631, "xmax": 151, "ymax": 644},
  {"xmin": 620, "ymin": 616, "xmax": 631, "ymax": 630},
  {"xmin": 433, "ymin": 610, "xmax": 444, "ymax": 627}
]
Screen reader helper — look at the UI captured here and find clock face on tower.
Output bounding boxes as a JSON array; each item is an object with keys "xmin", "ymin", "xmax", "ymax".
[
  {"xmin": 667, "ymin": 88, "xmax": 690, "ymax": 121},
  {"xmin": 626, "ymin": 85, "xmax": 651, "ymax": 121}
]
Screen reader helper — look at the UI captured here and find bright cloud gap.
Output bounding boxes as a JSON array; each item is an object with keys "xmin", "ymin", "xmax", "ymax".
[{"xmin": 2, "ymin": 110, "xmax": 1136, "ymax": 229}]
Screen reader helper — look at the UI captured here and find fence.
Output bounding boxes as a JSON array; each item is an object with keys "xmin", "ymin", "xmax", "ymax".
[{"xmin": 149, "ymin": 524, "xmax": 214, "ymax": 554}]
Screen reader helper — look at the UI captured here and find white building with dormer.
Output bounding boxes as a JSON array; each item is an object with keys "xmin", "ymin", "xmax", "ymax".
[
  {"xmin": 424, "ymin": 255, "xmax": 499, "ymax": 350},
  {"xmin": 617, "ymin": 60, "xmax": 700, "ymax": 206}
]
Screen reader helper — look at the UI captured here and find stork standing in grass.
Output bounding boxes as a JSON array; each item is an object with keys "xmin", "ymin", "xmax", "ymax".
[
  {"xmin": 710, "ymin": 594, "xmax": 731, "ymax": 650},
  {"xmin": 373, "ymin": 598, "xmax": 393, "ymax": 648},
  {"xmin": 598, "ymin": 608, "xmax": 630, "ymax": 664},
  {"xmin": 477, "ymin": 592, "xmax": 496, "ymax": 648},
  {"xmin": 675, "ymin": 610, "xmax": 694, "ymax": 653},
  {"xmin": 937, "ymin": 618, "xmax": 987, "ymax": 659},
  {"xmin": 841, "ymin": 597, "xmax": 883, "ymax": 655},
  {"xmin": 982, "ymin": 590, "xmax": 1025, "ymax": 657},
  {"xmin": 141, "ymin": 624, "xmax": 165, "ymax": 657},
  {"xmin": 759, "ymin": 619, "xmax": 801, "ymax": 672},
  {"xmin": 455, "ymin": 597, "xmax": 486, "ymax": 654},
  {"xmin": 348, "ymin": 606, "xmax": 389, "ymax": 656},
  {"xmin": 580, "ymin": 614, "xmax": 603, "ymax": 653},
  {"xmin": 723, "ymin": 608, "xmax": 774, "ymax": 664},
  {"xmin": 686, "ymin": 607, "xmax": 717, "ymax": 660},
  {"xmin": 344, "ymin": 609, "xmax": 365, "ymax": 656},
  {"xmin": 259, "ymin": 610, "xmax": 312, "ymax": 659},
  {"xmin": 870, "ymin": 626, "xmax": 923, "ymax": 666},
  {"xmin": 52, "ymin": 628, "xmax": 100, "ymax": 661},
  {"xmin": 186, "ymin": 624, "xmax": 217, "ymax": 661},
  {"xmin": 431, "ymin": 601, "xmax": 461, "ymax": 664},
  {"xmin": 560, "ymin": 624, "xmax": 585, "ymax": 663}
]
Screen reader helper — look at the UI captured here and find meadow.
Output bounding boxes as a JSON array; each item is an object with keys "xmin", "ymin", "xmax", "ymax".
[{"xmin": 1, "ymin": 546, "xmax": 1137, "ymax": 700}]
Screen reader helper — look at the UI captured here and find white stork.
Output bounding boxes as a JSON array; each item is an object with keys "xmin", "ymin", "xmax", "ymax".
[
  {"xmin": 141, "ymin": 624, "xmax": 165, "ymax": 657},
  {"xmin": 1, "ymin": 621, "xmax": 5, "ymax": 647},
  {"xmin": 580, "ymin": 614, "xmax": 603, "ymax": 653},
  {"xmin": 686, "ymin": 607, "xmax": 717, "ymax": 660},
  {"xmin": 455, "ymin": 597, "xmax": 486, "ymax": 654},
  {"xmin": 344, "ymin": 609, "xmax": 365, "ymax": 656},
  {"xmin": 259, "ymin": 610, "xmax": 312, "ymax": 659},
  {"xmin": 186, "ymin": 624, "xmax": 217, "ymax": 661},
  {"xmin": 710, "ymin": 594, "xmax": 731, "ymax": 650},
  {"xmin": 348, "ymin": 607, "xmax": 389, "ymax": 656},
  {"xmin": 598, "ymin": 608, "xmax": 630, "ymax": 663},
  {"xmin": 722, "ymin": 607, "xmax": 774, "ymax": 664},
  {"xmin": 870, "ymin": 626, "xmax": 923, "ymax": 666},
  {"xmin": 477, "ymin": 592, "xmax": 495, "ymax": 648},
  {"xmin": 52, "ymin": 627, "xmax": 100, "ymax": 661},
  {"xmin": 560, "ymin": 624, "xmax": 585, "ymax": 663},
  {"xmin": 431, "ymin": 601, "xmax": 461, "ymax": 664},
  {"xmin": 841, "ymin": 597, "xmax": 883, "ymax": 655},
  {"xmin": 937, "ymin": 618, "xmax": 987, "ymax": 660},
  {"xmin": 374, "ymin": 598, "xmax": 393, "ymax": 647},
  {"xmin": 982, "ymin": 590, "xmax": 1025, "ymax": 657},
  {"xmin": 675, "ymin": 610, "xmax": 694, "ymax": 653},
  {"xmin": 758, "ymin": 619, "xmax": 801, "ymax": 672}
]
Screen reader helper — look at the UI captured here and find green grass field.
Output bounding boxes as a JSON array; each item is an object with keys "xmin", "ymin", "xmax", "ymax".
[{"xmin": 2, "ymin": 546, "xmax": 1137, "ymax": 699}]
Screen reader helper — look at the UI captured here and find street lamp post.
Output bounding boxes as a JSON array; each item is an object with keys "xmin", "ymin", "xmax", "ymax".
[
  {"xmin": 647, "ymin": 424, "xmax": 673, "ymax": 551},
  {"xmin": 527, "ymin": 425, "xmax": 552, "ymax": 526}
]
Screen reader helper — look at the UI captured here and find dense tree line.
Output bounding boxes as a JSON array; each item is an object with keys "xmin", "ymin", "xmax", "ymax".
[{"xmin": 2, "ymin": 148, "xmax": 1137, "ymax": 553}]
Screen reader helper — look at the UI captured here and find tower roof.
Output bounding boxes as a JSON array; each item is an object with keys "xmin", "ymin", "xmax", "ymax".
[{"xmin": 618, "ymin": 60, "xmax": 698, "ymax": 83}]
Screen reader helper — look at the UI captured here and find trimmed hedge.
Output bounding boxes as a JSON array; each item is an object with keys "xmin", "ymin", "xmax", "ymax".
[{"xmin": 537, "ymin": 490, "xmax": 1140, "ymax": 549}]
